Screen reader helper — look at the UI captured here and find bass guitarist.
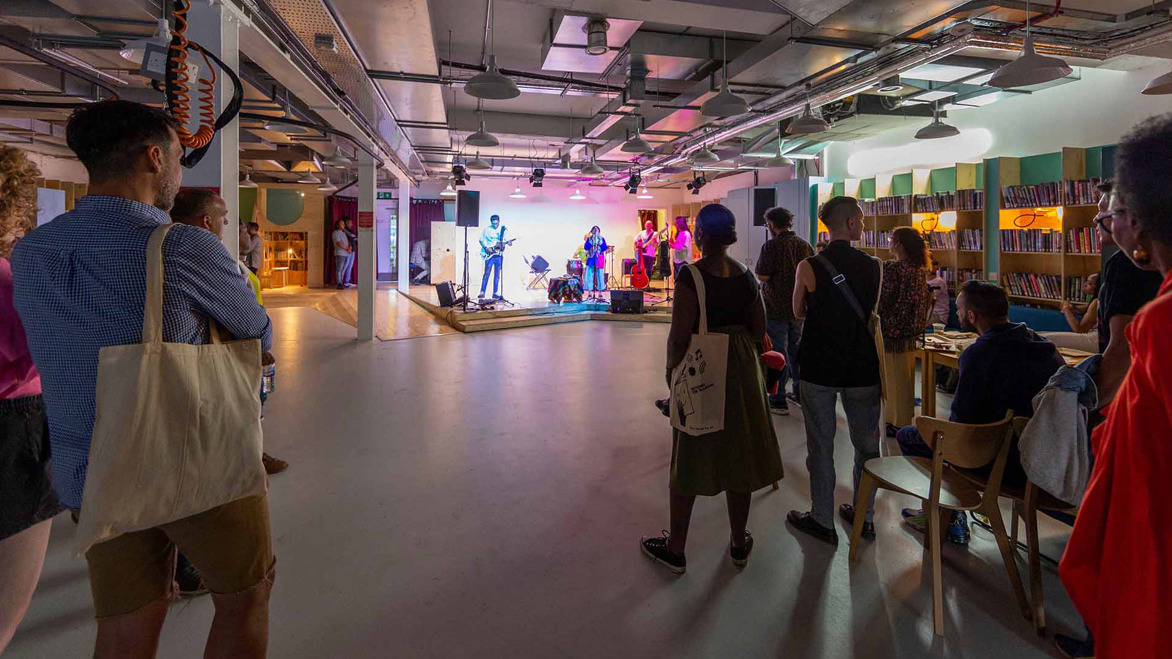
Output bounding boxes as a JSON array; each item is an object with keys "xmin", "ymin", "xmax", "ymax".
[{"xmin": 478, "ymin": 214, "xmax": 514, "ymax": 300}]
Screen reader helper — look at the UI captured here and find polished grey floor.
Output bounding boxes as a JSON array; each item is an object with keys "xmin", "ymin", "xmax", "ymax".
[{"xmin": 9, "ymin": 308, "xmax": 1079, "ymax": 658}]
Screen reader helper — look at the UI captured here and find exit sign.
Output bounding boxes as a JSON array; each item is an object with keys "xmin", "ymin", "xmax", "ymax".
[{"xmin": 377, "ymin": 192, "xmax": 394, "ymax": 200}]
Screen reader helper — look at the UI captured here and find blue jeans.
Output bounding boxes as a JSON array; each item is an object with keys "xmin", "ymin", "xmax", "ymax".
[
  {"xmin": 896, "ymin": 425, "xmax": 932, "ymax": 458},
  {"xmin": 584, "ymin": 264, "xmax": 604, "ymax": 291},
  {"xmin": 335, "ymin": 251, "xmax": 351, "ymax": 285},
  {"xmin": 480, "ymin": 254, "xmax": 502, "ymax": 297},
  {"xmin": 800, "ymin": 381, "xmax": 882, "ymax": 527},
  {"xmin": 766, "ymin": 318, "xmax": 803, "ymax": 403}
]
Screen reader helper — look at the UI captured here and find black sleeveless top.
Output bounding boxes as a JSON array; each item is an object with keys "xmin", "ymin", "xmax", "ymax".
[
  {"xmin": 797, "ymin": 241, "xmax": 881, "ymax": 388},
  {"xmin": 676, "ymin": 263, "xmax": 758, "ymax": 330}
]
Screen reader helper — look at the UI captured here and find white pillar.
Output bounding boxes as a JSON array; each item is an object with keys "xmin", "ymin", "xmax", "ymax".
[
  {"xmin": 182, "ymin": 1, "xmax": 240, "ymax": 257},
  {"xmin": 357, "ymin": 153, "xmax": 377, "ymax": 340},
  {"xmin": 397, "ymin": 172, "xmax": 411, "ymax": 291}
]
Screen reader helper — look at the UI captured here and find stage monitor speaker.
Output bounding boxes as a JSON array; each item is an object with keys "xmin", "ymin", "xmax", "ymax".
[
  {"xmin": 436, "ymin": 281, "xmax": 457, "ymax": 307},
  {"xmin": 530, "ymin": 255, "xmax": 549, "ymax": 272},
  {"xmin": 456, "ymin": 190, "xmax": 480, "ymax": 227},
  {"xmin": 621, "ymin": 258, "xmax": 636, "ymax": 276},
  {"xmin": 753, "ymin": 187, "xmax": 777, "ymax": 227},
  {"xmin": 610, "ymin": 289, "xmax": 644, "ymax": 314}
]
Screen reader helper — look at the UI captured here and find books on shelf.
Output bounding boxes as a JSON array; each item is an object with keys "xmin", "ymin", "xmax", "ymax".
[
  {"xmin": 860, "ymin": 200, "xmax": 876, "ymax": 216},
  {"xmin": 1003, "ymin": 272, "xmax": 1063, "ymax": 301},
  {"xmin": 913, "ymin": 190, "xmax": 985, "ymax": 212},
  {"xmin": 929, "ymin": 229, "xmax": 983, "ymax": 251},
  {"xmin": 1066, "ymin": 227, "xmax": 1101, "ymax": 254},
  {"xmin": 926, "ymin": 231, "xmax": 955, "ymax": 250},
  {"xmin": 817, "ymin": 231, "xmax": 829, "ymax": 245},
  {"xmin": 958, "ymin": 229, "xmax": 982, "ymax": 250},
  {"xmin": 1000, "ymin": 228, "xmax": 1061, "ymax": 253},
  {"xmin": 1066, "ymin": 276, "xmax": 1094, "ymax": 302},
  {"xmin": 877, "ymin": 230, "xmax": 892, "ymax": 249},
  {"xmin": 934, "ymin": 267, "xmax": 984, "ymax": 288},
  {"xmin": 862, "ymin": 231, "xmax": 876, "ymax": 248},
  {"xmin": 875, "ymin": 195, "xmax": 912, "ymax": 215},
  {"xmin": 1001, "ymin": 178, "xmax": 1102, "ymax": 208}
]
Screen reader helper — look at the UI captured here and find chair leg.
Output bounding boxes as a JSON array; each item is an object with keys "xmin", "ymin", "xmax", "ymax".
[
  {"xmin": 1009, "ymin": 499, "xmax": 1020, "ymax": 550},
  {"xmin": 984, "ymin": 499, "xmax": 1031, "ymax": 621},
  {"xmin": 1024, "ymin": 487, "xmax": 1046, "ymax": 635},
  {"xmin": 849, "ymin": 471, "xmax": 878, "ymax": 562},
  {"xmin": 771, "ymin": 482, "xmax": 779, "ymax": 491},
  {"xmin": 927, "ymin": 499, "xmax": 945, "ymax": 636}
]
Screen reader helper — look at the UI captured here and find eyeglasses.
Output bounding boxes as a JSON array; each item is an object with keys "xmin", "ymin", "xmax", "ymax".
[{"xmin": 1093, "ymin": 207, "xmax": 1125, "ymax": 235}]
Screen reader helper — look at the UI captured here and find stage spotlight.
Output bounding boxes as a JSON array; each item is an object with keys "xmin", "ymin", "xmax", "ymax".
[
  {"xmin": 528, "ymin": 167, "xmax": 545, "ymax": 187},
  {"xmin": 686, "ymin": 174, "xmax": 707, "ymax": 195},
  {"xmin": 623, "ymin": 171, "xmax": 642, "ymax": 194},
  {"xmin": 451, "ymin": 164, "xmax": 469, "ymax": 185}
]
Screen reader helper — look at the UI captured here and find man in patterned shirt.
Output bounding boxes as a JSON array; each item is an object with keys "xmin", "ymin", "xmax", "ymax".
[
  {"xmin": 755, "ymin": 206, "xmax": 813, "ymax": 415},
  {"xmin": 12, "ymin": 100, "xmax": 274, "ymax": 657}
]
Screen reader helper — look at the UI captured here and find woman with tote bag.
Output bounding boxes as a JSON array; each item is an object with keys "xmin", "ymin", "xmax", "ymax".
[{"xmin": 640, "ymin": 204, "xmax": 784, "ymax": 574}]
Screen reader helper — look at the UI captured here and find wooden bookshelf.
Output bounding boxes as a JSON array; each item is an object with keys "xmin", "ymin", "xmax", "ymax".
[{"xmin": 261, "ymin": 230, "xmax": 308, "ymax": 289}]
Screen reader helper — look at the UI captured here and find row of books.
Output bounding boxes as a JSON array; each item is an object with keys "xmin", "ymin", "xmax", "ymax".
[
  {"xmin": 1003, "ymin": 272, "xmax": 1064, "ymax": 301},
  {"xmin": 913, "ymin": 190, "xmax": 985, "ymax": 212},
  {"xmin": 1000, "ymin": 228, "xmax": 1062, "ymax": 253},
  {"xmin": 932, "ymin": 268, "xmax": 984, "ymax": 286},
  {"xmin": 925, "ymin": 229, "xmax": 983, "ymax": 251},
  {"xmin": 1066, "ymin": 227, "xmax": 1102, "ymax": 254},
  {"xmin": 1067, "ymin": 275, "xmax": 1095, "ymax": 302},
  {"xmin": 876, "ymin": 230, "xmax": 892, "ymax": 249},
  {"xmin": 1001, "ymin": 178, "xmax": 1102, "ymax": 209}
]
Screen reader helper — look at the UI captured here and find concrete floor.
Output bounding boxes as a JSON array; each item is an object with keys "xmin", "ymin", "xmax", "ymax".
[{"xmin": 9, "ymin": 308, "xmax": 1080, "ymax": 658}]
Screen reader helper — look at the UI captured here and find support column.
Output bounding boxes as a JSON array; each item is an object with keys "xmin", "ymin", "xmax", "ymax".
[
  {"xmin": 183, "ymin": 1, "xmax": 241, "ymax": 257},
  {"xmin": 357, "ymin": 153, "xmax": 377, "ymax": 341},
  {"xmin": 397, "ymin": 171, "xmax": 411, "ymax": 291}
]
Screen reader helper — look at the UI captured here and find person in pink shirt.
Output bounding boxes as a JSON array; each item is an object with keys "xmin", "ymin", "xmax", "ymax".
[{"xmin": 0, "ymin": 146, "xmax": 64, "ymax": 653}]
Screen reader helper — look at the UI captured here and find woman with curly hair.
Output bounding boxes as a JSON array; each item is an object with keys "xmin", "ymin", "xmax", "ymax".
[
  {"xmin": 879, "ymin": 227, "xmax": 933, "ymax": 433},
  {"xmin": 0, "ymin": 146, "xmax": 63, "ymax": 652}
]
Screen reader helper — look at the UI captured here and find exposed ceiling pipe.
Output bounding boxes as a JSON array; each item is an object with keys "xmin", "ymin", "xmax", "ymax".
[{"xmin": 479, "ymin": 0, "xmax": 492, "ymax": 68}]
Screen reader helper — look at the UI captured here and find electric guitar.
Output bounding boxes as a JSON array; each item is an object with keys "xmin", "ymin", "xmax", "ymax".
[{"xmin": 480, "ymin": 227, "xmax": 516, "ymax": 259}]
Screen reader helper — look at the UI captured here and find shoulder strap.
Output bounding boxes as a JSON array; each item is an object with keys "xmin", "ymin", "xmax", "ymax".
[
  {"xmin": 143, "ymin": 223, "xmax": 175, "ymax": 345},
  {"xmin": 685, "ymin": 264, "xmax": 710, "ymax": 335},
  {"xmin": 813, "ymin": 252, "xmax": 867, "ymax": 325}
]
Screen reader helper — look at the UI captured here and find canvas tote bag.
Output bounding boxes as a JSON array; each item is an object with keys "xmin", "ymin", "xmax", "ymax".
[
  {"xmin": 813, "ymin": 253, "xmax": 887, "ymax": 399},
  {"xmin": 74, "ymin": 223, "xmax": 267, "ymax": 556},
  {"xmin": 670, "ymin": 264, "xmax": 729, "ymax": 436}
]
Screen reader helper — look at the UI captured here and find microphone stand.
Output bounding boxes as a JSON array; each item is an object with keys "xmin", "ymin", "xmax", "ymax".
[{"xmin": 495, "ymin": 225, "xmax": 515, "ymax": 308}]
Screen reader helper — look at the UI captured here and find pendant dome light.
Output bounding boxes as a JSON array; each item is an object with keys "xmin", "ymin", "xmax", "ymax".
[
  {"xmin": 987, "ymin": 1, "xmax": 1071, "ymax": 89},
  {"xmin": 440, "ymin": 181, "xmax": 457, "ymax": 197},
  {"xmin": 764, "ymin": 126, "xmax": 793, "ymax": 167},
  {"xmin": 318, "ymin": 176, "xmax": 337, "ymax": 192},
  {"xmin": 509, "ymin": 183, "xmax": 527, "ymax": 199},
  {"xmin": 915, "ymin": 104, "xmax": 960, "ymax": 140},
  {"xmin": 465, "ymin": 102, "xmax": 500, "ymax": 148},
  {"xmin": 324, "ymin": 148, "xmax": 351, "ymax": 167},
  {"xmin": 700, "ymin": 31, "xmax": 750, "ymax": 118},
  {"xmin": 464, "ymin": 0, "xmax": 520, "ymax": 100},
  {"xmin": 580, "ymin": 149, "xmax": 604, "ymax": 177},
  {"xmin": 786, "ymin": 101, "xmax": 830, "ymax": 135},
  {"xmin": 466, "ymin": 153, "xmax": 492, "ymax": 170},
  {"xmin": 239, "ymin": 172, "xmax": 258, "ymax": 188},
  {"xmin": 636, "ymin": 186, "xmax": 653, "ymax": 199},
  {"xmin": 1143, "ymin": 69, "xmax": 1172, "ymax": 95},
  {"xmin": 296, "ymin": 171, "xmax": 321, "ymax": 184},
  {"xmin": 621, "ymin": 113, "xmax": 653, "ymax": 154},
  {"xmin": 690, "ymin": 144, "xmax": 720, "ymax": 164},
  {"xmin": 570, "ymin": 188, "xmax": 587, "ymax": 200}
]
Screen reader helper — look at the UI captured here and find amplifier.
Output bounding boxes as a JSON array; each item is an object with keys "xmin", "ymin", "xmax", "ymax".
[{"xmin": 609, "ymin": 289, "xmax": 644, "ymax": 314}]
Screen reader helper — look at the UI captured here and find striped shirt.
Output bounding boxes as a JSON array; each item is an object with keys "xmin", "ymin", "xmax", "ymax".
[{"xmin": 11, "ymin": 196, "xmax": 273, "ymax": 509}]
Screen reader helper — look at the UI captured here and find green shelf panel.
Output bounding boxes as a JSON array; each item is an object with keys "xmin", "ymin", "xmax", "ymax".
[
  {"xmin": 1020, "ymin": 152, "xmax": 1062, "ymax": 186},
  {"xmin": 929, "ymin": 167, "xmax": 956, "ymax": 194},
  {"xmin": 832, "ymin": 181, "xmax": 845, "ymax": 197},
  {"xmin": 860, "ymin": 178, "xmax": 876, "ymax": 200},
  {"xmin": 892, "ymin": 172, "xmax": 913, "ymax": 196}
]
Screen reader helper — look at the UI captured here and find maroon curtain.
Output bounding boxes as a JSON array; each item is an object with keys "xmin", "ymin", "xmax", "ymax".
[
  {"xmin": 410, "ymin": 199, "xmax": 444, "ymax": 244},
  {"xmin": 326, "ymin": 196, "xmax": 358, "ymax": 286}
]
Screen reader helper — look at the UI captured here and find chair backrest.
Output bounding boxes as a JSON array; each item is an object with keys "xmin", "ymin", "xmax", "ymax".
[{"xmin": 914, "ymin": 412, "xmax": 1015, "ymax": 470}]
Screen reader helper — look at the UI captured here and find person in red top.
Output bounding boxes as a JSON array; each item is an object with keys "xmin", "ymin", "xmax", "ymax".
[{"xmin": 1059, "ymin": 113, "xmax": 1172, "ymax": 659}]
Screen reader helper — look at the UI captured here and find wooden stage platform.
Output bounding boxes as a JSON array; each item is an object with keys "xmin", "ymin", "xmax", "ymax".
[{"xmin": 399, "ymin": 284, "xmax": 672, "ymax": 333}]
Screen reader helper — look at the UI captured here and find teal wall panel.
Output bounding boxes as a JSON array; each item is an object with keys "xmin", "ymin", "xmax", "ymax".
[
  {"xmin": 892, "ymin": 172, "xmax": 913, "ymax": 196},
  {"xmin": 930, "ymin": 167, "xmax": 956, "ymax": 193},
  {"xmin": 266, "ymin": 189, "xmax": 304, "ymax": 226},
  {"xmin": 1020, "ymin": 152, "xmax": 1062, "ymax": 185}
]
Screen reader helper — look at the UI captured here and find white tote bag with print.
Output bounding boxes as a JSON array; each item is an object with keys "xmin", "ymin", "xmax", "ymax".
[
  {"xmin": 73, "ymin": 224, "xmax": 268, "ymax": 557},
  {"xmin": 670, "ymin": 265, "xmax": 729, "ymax": 436}
]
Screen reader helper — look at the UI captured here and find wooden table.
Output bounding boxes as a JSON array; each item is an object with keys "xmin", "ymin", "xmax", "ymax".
[{"xmin": 917, "ymin": 342, "xmax": 1093, "ymax": 418}]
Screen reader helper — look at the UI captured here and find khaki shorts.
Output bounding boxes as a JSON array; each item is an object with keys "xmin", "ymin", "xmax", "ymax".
[{"xmin": 85, "ymin": 495, "xmax": 274, "ymax": 619}]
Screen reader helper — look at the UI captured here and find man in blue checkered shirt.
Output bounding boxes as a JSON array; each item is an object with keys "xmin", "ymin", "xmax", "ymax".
[{"xmin": 11, "ymin": 100, "xmax": 274, "ymax": 657}]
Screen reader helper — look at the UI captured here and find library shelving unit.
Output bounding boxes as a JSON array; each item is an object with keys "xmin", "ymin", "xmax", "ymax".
[
  {"xmin": 910, "ymin": 163, "xmax": 986, "ymax": 293},
  {"xmin": 993, "ymin": 148, "xmax": 1102, "ymax": 308},
  {"xmin": 261, "ymin": 230, "xmax": 309, "ymax": 289}
]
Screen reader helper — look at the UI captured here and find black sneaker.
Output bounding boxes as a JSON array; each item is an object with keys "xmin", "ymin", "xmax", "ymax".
[
  {"xmin": 175, "ymin": 560, "xmax": 208, "ymax": 597},
  {"xmin": 786, "ymin": 510, "xmax": 839, "ymax": 546},
  {"xmin": 730, "ymin": 530, "xmax": 754, "ymax": 567},
  {"xmin": 1053, "ymin": 633, "xmax": 1094, "ymax": 659},
  {"xmin": 839, "ymin": 504, "xmax": 876, "ymax": 540},
  {"xmin": 769, "ymin": 399, "xmax": 790, "ymax": 416},
  {"xmin": 886, "ymin": 423, "xmax": 900, "ymax": 439},
  {"xmin": 654, "ymin": 398, "xmax": 670, "ymax": 417},
  {"xmin": 785, "ymin": 392, "xmax": 801, "ymax": 407},
  {"xmin": 640, "ymin": 531, "xmax": 686, "ymax": 574}
]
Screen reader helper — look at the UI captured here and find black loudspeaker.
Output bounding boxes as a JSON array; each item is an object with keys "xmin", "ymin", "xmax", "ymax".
[
  {"xmin": 456, "ymin": 190, "xmax": 480, "ymax": 227},
  {"xmin": 621, "ymin": 258, "xmax": 636, "ymax": 275},
  {"xmin": 436, "ymin": 281, "xmax": 457, "ymax": 307},
  {"xmin": 610, "ymin": 289, "xmax": 644, "ymax": 314},
  {"xmin": 530, "ymin": 255, "xmax": 549, "ymax": 272},
  {"xmin": 753, "ymin": 187, "xmax": 777, "ymax": 227}
]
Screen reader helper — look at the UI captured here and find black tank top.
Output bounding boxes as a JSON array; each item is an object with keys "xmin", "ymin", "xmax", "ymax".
[{"xmin": 798, "ymin": 241, "xmax": 881, "ymax": 388}]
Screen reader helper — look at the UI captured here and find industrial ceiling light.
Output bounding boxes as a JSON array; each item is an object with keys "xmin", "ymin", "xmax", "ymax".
[
  {"xmin": 440, "ymin": 181, "xmax": 458, "ymax": 197},
  {"xmin": 1143, "ymin": 69, "xmax": 1172, "ymax": 95},
  {"xmin": 580, "ymin": 150, "xmax": 604, "ymax": 177},
  {"xmin": 700, "ymin": 31, "xmax": 751, "ymax": 118},
  {"xmin": 324, "ymin": 148, "xmax": 351, "ymax": 166},
  {"xmin": 297, "ymin": 171, "xmax": 321, "ymax": 184},
  {"xmin": 877, "ymin": 76, "xmax": 903, "ymax": 93},
  {"xmin": 465, "ymin": 112, "xmax": 499, "ymax": 148},
  {"xmin": 915, "ymin": 105, "xmax": 961, "ymax": 140},
  {"xmin": 584, "ymin": 17, "xmax": 610, "ymax": 56},
  {"xmin": 636, "ymin": 186, "xmax": 653, "ymax": 199},
  {"xmin": 464, "ymin": 0, "xmax": 520, "ymax": 100},
  {"xmin": 764, "ymin": 128, "xmax": 793, "ymax": 167},
  {"xmin": 264, "ymin": 108, "xmax": 311, "ymax": 135},
  {"xmin": 239, "ymin": 172, "xmax": 257, "ymax": 188},
  {"xmin": 509, "ymin": 184, "xmax": 527, "ymax": 199},
  {"xmin": 987, "ymin": 1, "xmax": 1071, "ymax": 89},
  {"xmin": 466, "ymin": 153, "xmax": 492, "ymax": 170},
  {"xmin": 570, "ymin": 188, "xmax": 587, "ymax": 200},
  {"xmin": 786, "ymin": 103, "xmax": 830, "ymax": 135},
  {"xmin": 119, "ymin": 18, "xmax": 170, "ymax": 63},
  {"xmin": 621, "ymin": 115, "xmax": 653, "ymax": 154},
  {"xmin": 690, "ymin": 145, "xmax": 720, "ymax": 164},
  {"xmin": 318, "ymin": 177, "xmax": 337, "ymax": 192}
]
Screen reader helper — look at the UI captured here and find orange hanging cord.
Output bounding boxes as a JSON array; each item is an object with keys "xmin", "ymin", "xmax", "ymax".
[{"xmin": 168, "ymin": 1, "xmax": 217, "ymax": 149}]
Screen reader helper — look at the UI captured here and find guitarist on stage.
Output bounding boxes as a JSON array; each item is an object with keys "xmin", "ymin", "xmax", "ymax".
[
  {"xmin": 635, "ymin": 220, "xmax": 660, "ymax": 277},
  {"xmin": 478, "ymin": 214, "xmax": 514, "ymax": 300}
]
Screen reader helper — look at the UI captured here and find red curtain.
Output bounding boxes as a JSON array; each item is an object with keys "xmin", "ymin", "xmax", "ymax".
[
  {"xmin": 326, "ymin": 196, "xmax": 358, "ymax": 286},
  {"xmin": 638, "ymin": 209, "xmax": 659, "ymax": 231},
  {"xmin": 410, "ymin": 199, "xmax": 444, "ymax": 244}
]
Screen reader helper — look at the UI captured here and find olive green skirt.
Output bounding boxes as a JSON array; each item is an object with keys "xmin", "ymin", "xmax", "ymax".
[{"xmin": 670, "ymin": 325, "xmax": 785, "ymax": 496}]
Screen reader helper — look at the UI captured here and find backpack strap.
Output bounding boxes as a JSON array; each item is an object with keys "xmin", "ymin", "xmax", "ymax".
[{"xmin": 813, "ymin": 252, "xmax": 868, "ymax": 325}]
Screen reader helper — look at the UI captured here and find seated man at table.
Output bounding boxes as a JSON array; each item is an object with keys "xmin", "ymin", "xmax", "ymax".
[{"xmin": 897, "ymin": 280, "xmax": 1064, "ymax": 545}]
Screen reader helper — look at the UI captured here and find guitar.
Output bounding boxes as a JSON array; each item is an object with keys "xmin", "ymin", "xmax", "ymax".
[
  {"xmin": 631, "ymin": 227, "xmax": 669, "ymax": 289},
  {"xmin": 480, "ymin": 227, "xmax": 516, "ymax": 259}
]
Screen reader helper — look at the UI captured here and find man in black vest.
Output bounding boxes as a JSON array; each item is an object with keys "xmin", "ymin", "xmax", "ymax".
[{"xmin": 787, "ymin": 196, "xmax": 882, "ymax": 545}]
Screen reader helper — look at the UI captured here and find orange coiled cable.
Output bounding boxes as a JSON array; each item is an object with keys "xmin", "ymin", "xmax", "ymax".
[{"xmin": 168, "ymin": 2, "xmax": 216, "ymax": 149}]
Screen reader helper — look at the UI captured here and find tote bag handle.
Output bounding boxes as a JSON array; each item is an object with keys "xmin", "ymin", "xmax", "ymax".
[
  {"xmin": 144, "ymin": 224, "xmax": 224, "ymax": 346},
  {"xmin": 686, "ymin": 264, "xmax": 711, "ymax": 336}
]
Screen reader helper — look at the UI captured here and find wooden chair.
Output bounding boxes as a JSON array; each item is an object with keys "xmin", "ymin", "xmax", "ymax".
[{"xmin": 849, "ymin": 412, "xmax": 1030, "ymax": 636}]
